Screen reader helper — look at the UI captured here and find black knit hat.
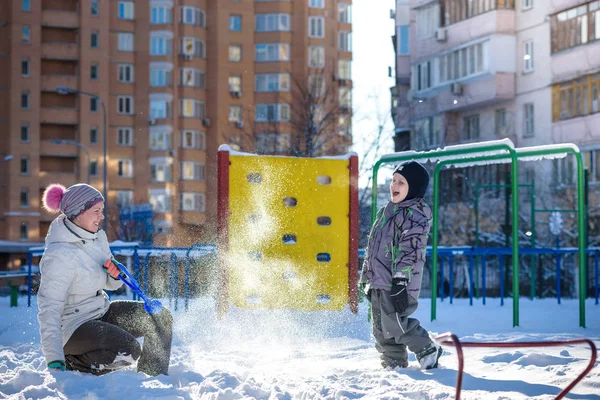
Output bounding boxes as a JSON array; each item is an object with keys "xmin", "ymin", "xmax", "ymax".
[{"xmin": 393, "ymin": 161, "xmax": 429, "ymax": 200}]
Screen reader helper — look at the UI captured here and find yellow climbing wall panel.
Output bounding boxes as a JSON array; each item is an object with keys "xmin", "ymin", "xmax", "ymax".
[{"xmin": 227, "ymin": 154, "xmax": 350, "ymax": 311}]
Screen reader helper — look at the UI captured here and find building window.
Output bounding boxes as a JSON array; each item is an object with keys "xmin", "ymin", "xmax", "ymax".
[
  {"xmin": 116, "ymin": 190, "xmax": 133, "ymax": 207},
  {"xmin": 118, "ymin": 127, "xmax": 134, "ymax": 146},
  {"xmin": 524, "ymin": 103, "xmax": 535, "ymax": 137},
  {"xmin": 181, "ymin": 130, "xmax": 205, "ymax": 149},
  {"xmin": 553, "ymin": 73, "xmax": 600, "ymax": 121},
  {"xmin": 22, "ymin": 26, "xmax": 31, "ymax": 44},
  {"xmin": 229, "ymin": 15, "xmax": 242, "ymax": 31},
  {"xmin": 338, "ymin": 31, "xmax": 352, "ymax": 52},
  {"xmin": 90, "ymin": 63, "xmax": 98, "ymax": 80},
  {"xmin": 181, "ymin": 99, "xmax": 205, "ymax": 118},
  {"xmin": 523, "ymin": 0, "xmax": 533, "ymax": 10},
  {"xmin": 117, "ymin": 96, "xmax": 134, "ymax": 115},
  {"xmin": 523, "ymin": 40, "xmax": 534, "ymax": 72},
  {"xmin": 149, "ymin": 189, "xmax": 172, "ymax": 213},
  {"xmin": 414, "ymin": 116, "xmax": 442, "ymax": 148},
  {"xmin": 150, "ymin": 68, "xmax": 171, "ymax": 87},
  {"xmin": 309, "ymin": 75, "xmax": 326, "ymax": 98},
  {"xmin": 21, "ymin": 123, "xmax": 29, "ymax": 142},
  {"xmin": 91, "ymin": 0, "xmax": 99, "ymax": 16},
  {"xmin": 181, "ymin": 192, "xmax": 205, "ymax": 212},
  {"xmin": 397, "ymin": 25, "xmax": 410, "ymax": 55},
  {"xmin": 118, "ymin": 1, "xmax": 134, "ymax": 19},
  {"xmin": 150, "ymin": 159, "xmax": 173, "ymax": 182},
  {"xmin": 21, "ymin": 58, "xmax": 30, "ymax": 76},
  {"xmin": 255, "ymin": 43, "xmax": 290, "ymax": 62},
  {"xmin": 151, "ymin": 5, "xmax": 172, "ymax": 24},
  {"xmin": 229, "ymin": 45, "xmax": 242, "ymax": 62},
  {"xmin": 256, "ymin": 73, "xmax": 290, "ymax": 92},
  {"xmin": 339, "ymin": 86, "xmax": 351, "ymax": 108},
  {"xmin": 118, "ymin": 64, "xmax": 134, "ymax": 83},
  {"xmin": 150, "ymin": 36, "xmax": 172, "ymax": 56},
  {"xmin": 256, "ymin": 14, "xmax": 290, "ymax": 32},
  {"xmin": 118, "ymin": 33, "xmax": 134, "ymax": 51},
  {"xmin": 150, "ymin": 99, "xmax": 171, "ymax": 119},
  {"xmin": 20, "ymin": 222, "xmax": 28, "ymax": 241},
  {"xmin": 309, "ymin": 0, "xmax": 324, "ymax": 8},
  {"xmin": 309, "ymin": 16, "xmax": 325, "ymax": 38},
  {"xmin": 180, "ymin": 68, "xmax": 204, "ymax": 88},
  {"xmin": 228, "ymin": 76, "xmax": 241, "ymax": 92},
  {"xmin": 181, "ymin": 161, "xmax": 205, "ymax": 180},
  {"xmin": 22, "ymin": 0, "xmax": 30, "ymax": 11},
  {"xmin": 463, "ymin": 114, "xmax": 480, "ymax": 140},
  {"xmin": 20, "ymin": 189, "xmax": 29, "ymax": 207},
  {"xmin": 90, "ymin": 160, "xmax": 98, "ymax": 176},
  {"xmin": 339, "ymin": 3, "xmax": 352, "ymax": 23},
  {"xmin": 495, "ymin": 108, "xmax": 507, "ymax": 136},
  {"xmin": 255, "ymin": 133, "xmax": 291, "ymax": 153},
  {"xmin": 21, "ymin": 92, "xmax": 29, "ymax": 109},
  {"xmin": 90, "ymin": 97, "xmax": 98, "ymax": 112},
  {"xmin": 338, "ymin": 60, "xmax": 351, "ymax": 80},
  {"xmin": 255, "ymin": 103, "xmax": 290, "ymax": 122},
  {"xmin": 117, "ymin": 159, "xmax": 134, "ymax": 177},
  {"xmin": 20, "ymin": 157, "xmax": 29, "ymax": 174},
  {"xmin": 181, "ymin": 6, "xmax": 205, "ymax": 27},
  {"xmin": 417, "ymin": 2, "xmax": 440, "ymax": 38},
  {"xmin": 91, "ymin": 31, "xmax": 99, "ymax": 48},
  {"xmin": 309, "ymin": 46, "xmax": 325, "ymax": 67},
  {"xmin": 229, "ymin": 106, "xmax": 242, "ymax": 122},
  {"xmin": 551, "ymin": 1, "xmax": 600, "ymax": 53},
  {"xmin": 150, "ymin": 130, "xmax": 171, "ymax": 150},
  {"xmin": 90, "ymin": 127, "xmax": 98, "ymax": 144},
  {"xmin": 181, "ymin": 37, "xmax": 205, "ymax": 58}
]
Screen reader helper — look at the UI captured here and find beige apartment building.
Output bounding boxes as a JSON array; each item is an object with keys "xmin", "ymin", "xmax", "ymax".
[
  {"xmin": 391, "ymin": 0, "xmax": 600, "ymax": 202},
  {"xmin": 0, "ymin": 0, "xmax": 353, "ymax": 269}
]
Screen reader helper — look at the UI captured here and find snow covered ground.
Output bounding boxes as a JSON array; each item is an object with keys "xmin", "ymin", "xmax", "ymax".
[{"xmin": 1, "ymin": 294, "xmax": 599, "ymax": 399}]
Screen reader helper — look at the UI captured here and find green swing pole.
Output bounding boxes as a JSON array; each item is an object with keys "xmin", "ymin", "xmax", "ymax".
[{"xmin": 431, "ymin": 150, "xmax": 519, "ymax": 326}]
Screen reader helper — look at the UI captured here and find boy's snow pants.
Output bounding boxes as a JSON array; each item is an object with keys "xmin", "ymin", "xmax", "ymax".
[
  {"xmin": 370, "ymin": 289, "xmax": 433, "ymax": 366},
  {"xmin": 63, "ymin": 300, "xmax": 172, "ymax": 376}
]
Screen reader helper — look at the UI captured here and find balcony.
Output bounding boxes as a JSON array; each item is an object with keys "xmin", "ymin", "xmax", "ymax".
[
  {"xmin": 553, "ymin": 112, "xmax": 600, "ymax": 145},
  {"xmin": 40, "ymin": 107, "xmax": 79, "ymax": 125},
  {"xmin": 40, "ymin": 75, "xmax": 77, "ymax": 92},
  {"xmin": 552, "ymin": 41, "xmax": 600, "ymax": 83},
  {"xmin": 41, "ymin": 10, "xmax": 79, "ymax": 28},
  {"xmin": 413, "ymin": 73, "xmax": 515, "ymax": 118},
  {"xmin": 41, "ymin": 43, "xmax": 78, "ymax": 60},
  {"xmin": 414, "ymin": 9, "xmax": 515, "ymax": 60},
  {"xmin": 39, "ymin": 171, "xmax": 77, "ymax": 189}
]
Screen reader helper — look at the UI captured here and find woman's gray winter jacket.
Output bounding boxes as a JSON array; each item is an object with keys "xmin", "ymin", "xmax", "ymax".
[
  {"xmin": 37, "ymin": 214, "xmax": 122, "ymax": 364},
  {"xmin": 360, "ymin": 198, "xmax": 432, "ymax": 301}
]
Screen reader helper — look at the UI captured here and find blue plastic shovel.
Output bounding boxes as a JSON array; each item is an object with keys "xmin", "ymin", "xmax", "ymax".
[{"xmin": 110, "ymin": 258, "xmax": 164, "ymax": 314}]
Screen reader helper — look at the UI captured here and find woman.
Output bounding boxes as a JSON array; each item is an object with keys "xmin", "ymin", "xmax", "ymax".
[{"xmin": 38, "ymin": 183, "xmax": 172, "ymax": 376}]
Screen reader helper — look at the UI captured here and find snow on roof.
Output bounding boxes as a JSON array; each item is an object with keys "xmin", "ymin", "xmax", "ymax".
[{"xmin": 380, "ymin": 139, "xmax": 515, "ymax": 164}]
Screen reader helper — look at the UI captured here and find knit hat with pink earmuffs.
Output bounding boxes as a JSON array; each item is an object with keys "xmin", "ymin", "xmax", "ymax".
[{"xmin": 42, "ymin": 183, "xmax": 104, "ymax": 220}]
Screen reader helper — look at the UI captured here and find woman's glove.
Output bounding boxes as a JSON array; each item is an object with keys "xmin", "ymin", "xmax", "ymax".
[
  {"xmin": 47, "ymin": 360, "xmax": 66, "ymax": 371},
  {"xmin": 390, "ymin": 277, "xmax": 409, "ymax": 313}
]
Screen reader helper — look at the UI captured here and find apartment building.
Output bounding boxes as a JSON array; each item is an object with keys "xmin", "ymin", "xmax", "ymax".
[
  {"xmin": 391, "ymin": 0, "xmax": 600, "ymax": 201},
  {"xmin": 0, "ymin": 0, "xmax": 353, "ymax": 268}
]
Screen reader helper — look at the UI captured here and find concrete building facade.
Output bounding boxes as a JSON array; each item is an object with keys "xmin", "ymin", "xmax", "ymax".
[
  {"xmin": 391, "ymin": 0, "xmax": 600, "ymax": 192},
  {"xmin": 0, "ymin": 0, "xmax": 353, "ymax": 269}
]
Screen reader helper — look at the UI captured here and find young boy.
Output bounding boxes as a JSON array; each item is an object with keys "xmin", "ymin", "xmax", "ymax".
[{"xmin": 361, "ymin": 161, "xmax": 442, "ymax": 370}]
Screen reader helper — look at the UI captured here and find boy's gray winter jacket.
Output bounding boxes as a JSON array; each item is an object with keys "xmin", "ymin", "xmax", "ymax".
[
  {"xmin": 37, "ymin": 214, "xmax": 122, "ymax": 365},
  {"xmin": 360, "ymin": 198, "xmax": 432, "ymax": 301}
]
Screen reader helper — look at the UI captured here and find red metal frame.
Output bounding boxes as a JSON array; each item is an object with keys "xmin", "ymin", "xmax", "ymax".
[
  {"xmin": 348, "ymin": 154, "xmax": 359, "ymax": 314},
  {"xmin": 435, "ymin": 332, "xmax": 598, "ymax": 400},
  {"xmin": 216, "ymin": 149, "xmax": 230, "ymax": 318}
]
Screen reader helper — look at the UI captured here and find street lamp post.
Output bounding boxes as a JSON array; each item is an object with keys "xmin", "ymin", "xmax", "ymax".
[
  {"xmin": 49, "ymin": 139, "xmax": 91, "ymax": 184},
  {"xmin": 56, "ymin": 87, "xmax": 107, "ymax": 230}
]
